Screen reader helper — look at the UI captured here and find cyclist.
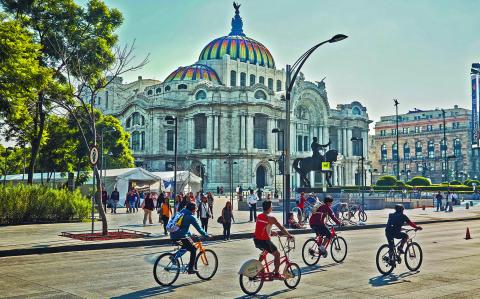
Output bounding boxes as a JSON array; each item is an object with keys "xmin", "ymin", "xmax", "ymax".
[
  {"xmin": 385, "ymin": 204, "xmax": 422, "ymax": 257},
  {"xmin": 309, "ymin": 195, "xmax": 341, "ymax": 256},
  {"xmin": 170, "ymin": 202, "xmax": 209, "ymax": 274},
  {"xmin": 254, "ymin": 200, "xmax": 294, "ymax": 280}
]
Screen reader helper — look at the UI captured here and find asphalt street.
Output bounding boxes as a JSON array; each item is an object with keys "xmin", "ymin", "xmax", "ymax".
[{"xmin": 1, "ymin": 220, "xmax": 479, "ymax": 298}]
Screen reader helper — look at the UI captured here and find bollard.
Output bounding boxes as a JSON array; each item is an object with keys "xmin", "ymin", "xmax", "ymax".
[
  {"xmin": 466, "ymin": 202, "xmax": 470, "ymax": 209},
  {"xmin": 470, "ymin": 201, "xmax": 474, "ymax": 207},
  {"xmin": 422, "ymin": 205, "xmax": 426, "ymax": 210}
]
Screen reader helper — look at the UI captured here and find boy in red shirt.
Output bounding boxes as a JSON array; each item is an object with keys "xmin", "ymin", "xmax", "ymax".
[{"xmin": 309, "ymin": 196, "xmax": 341, "ymax": 256}]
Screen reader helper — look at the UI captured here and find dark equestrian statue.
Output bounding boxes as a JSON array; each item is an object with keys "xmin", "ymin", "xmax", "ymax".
[{"xmin": 293, "ymin": 138, "xmax": 338, "ymax": 187}]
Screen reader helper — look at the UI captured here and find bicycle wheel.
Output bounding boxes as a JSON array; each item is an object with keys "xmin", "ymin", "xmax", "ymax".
[
  {"xmin": 330, "ymin": 236, "xmax": 348, "ymax": 263},
  {"xmin": 239, "ymin": 269, "xmax": 264, "ymax": 296},
  {"xmin": 283, "ymin": 262, "xmax": 301, "ymax": 289},
  {"xmin": 302, "ymin": 238, "xmax": 321, "ymax": 266},
  {"xmin": 153, "ymin": 253, "xmax": 181, "ymax": 286},
  {"xmin": 376, "ymin": 244, "xmax": 394, "ymax": 275},
  {"xmin": 358, "ymin": 211, "xmax": 367, "ymax": 222},
  {"xmin": 405, "ymin": 242, "xmax": 423, "ymax": 271},
  {"xmin": 195, "ymin": 249, "xmax": 218, "ymax": 280}
]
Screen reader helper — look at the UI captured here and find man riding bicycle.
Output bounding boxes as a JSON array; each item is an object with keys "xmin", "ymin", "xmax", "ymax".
[
  {"xmin": 170, "ymin": 202, "xmax": 209, "ymax": 274},
  {"xmin": 254, "ymin": 200, "xmax": 294, "ymax": 280},
  {"xmin": 386, "ymin": 204, "xmax": 422, "ymax": 258},
  {"xmin": 309, "ymin": 196, "xmax": 341, "ymax": 256}
]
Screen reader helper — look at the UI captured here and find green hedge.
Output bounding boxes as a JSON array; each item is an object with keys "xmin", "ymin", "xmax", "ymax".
[
  {"xmin": 407, "ymin": 176, "xmax": 431, "ymax": 186},
  {"xmin": 0, "ymin": 184, "xmax": 90, "ymax": 225},
  {"xmin": 376, "ymin": 175, "xmax": 398, "ymax": 186}
]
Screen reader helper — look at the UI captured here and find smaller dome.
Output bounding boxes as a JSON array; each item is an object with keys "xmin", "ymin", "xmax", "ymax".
[{"xmin": 164, "ymin": 64, "xmax": 221, "ymax": 85}]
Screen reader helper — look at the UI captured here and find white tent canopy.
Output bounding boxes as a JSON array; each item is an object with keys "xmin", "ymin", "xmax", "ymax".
[{"xmin": 150, "ymin": 171, "xmax": 202, "ymax": 195}]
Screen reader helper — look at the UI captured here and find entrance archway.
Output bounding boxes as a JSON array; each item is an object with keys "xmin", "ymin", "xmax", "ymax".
[{"xmin": 256, "ymin": 165, "xmax": 266, "ymax": 188}]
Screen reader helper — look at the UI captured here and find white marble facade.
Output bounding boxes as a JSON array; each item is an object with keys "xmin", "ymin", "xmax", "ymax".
[{"xmin": 91, "ymin": 6, "xmax": 371, "ymax": 191}]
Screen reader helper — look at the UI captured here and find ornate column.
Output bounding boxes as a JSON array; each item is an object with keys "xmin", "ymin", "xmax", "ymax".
[
  {"xmin": 268, "ymin": 117, "xmax": 275, "ymax": 153},
  {"xmin": 206, "ymin": 114, "xmax": 213, "ymax": 150},
  {"xmin": 342, "ymin": 128, "xmax": 347, "ymax": 157},
  {"xmin": 362, "ymin": 130, "xmax": 368, "ymax": 159},
  {"xmin": 213, "ymin": 115, "xmax": 219, "ymax": 150},
  {"xmin": 246, "ymin": 114, "xmax": 254, "ymax": 150},
  {"xmin": 347, "ymin": 129, "xmax": 353, "ymax": 157},
  {"xmin": 337, "ymin": 128, "xmax": 342, "ymax": 153}
]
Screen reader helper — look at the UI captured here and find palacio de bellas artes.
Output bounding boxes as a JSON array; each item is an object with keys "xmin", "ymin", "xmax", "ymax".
[{"xmin": 87, "ymin": 4, "xmax": 371, "ymax": 193}]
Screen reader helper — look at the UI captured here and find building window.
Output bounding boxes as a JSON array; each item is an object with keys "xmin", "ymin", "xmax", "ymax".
[
  {"xmin": 414, "ymin": 126, "xmax": 420, "ymax": 133},
  {"xmin": 195, "ymin": 90, "xmax": 207, "ymax": 100},
  {"xmin": 165, "ymin": 85, "xmax": 171, "ymax": 92},
  {"xmin": 304, "ymin": 136, "xmax": 309, "ymax": 153},
  {"xmin": 141, "ymin": 131, "xmax": 145, "ymax": 150},
  {"xmin": 132, "ymin": 131, "xmax": 141, "ymax": 151},
  {"xmin": 391, "ymin": 129, "xmax": 397, "ymax": 135},
  {"xmin": 166, "ymin": 130, "xmax": 174, "ymax": 151},
  {"xmin": 439, "ymin": 124, "xmax": 443, "ymax": 130},
  {"xmin": 131, "ymin": 112, "xmax": 144, "ymax": 126},
  {"xmin": 165, "ymin": 161, "xmax": 175, "ymax": 171},
  {"xmin": 452, "ymin": 122, "xmax": 460, "ymax": 129},
  {"xmin": 254, "ymin": 90, "xmax": 267, "ymax": 100},
  {"xmin": 352, "ymin": 107, "xmax": 361, "ymax": 115},
  {"xmin": 442, "ymin": 162, "xmax": 446, "ymax": 170},
  {"xmin": 454, "ymin": 138, "xmax": 461, "ymax": 156},
  {"xmin": 276, "ymin": 80, "xmax": 282, "ymax": 92},
  {"xmin": 277, "ymin": 119, "xmax": 285, "ymax": 151},
  {"xmin": 417, "ymin": 163, "xmax": 423, "ymax": 172},
  {"xmin": 403, "ymin": 143, "xmax": 410, "ymax": 159},
  {"xmin": 297, "ymin": 136, "xmax": 303, "ymax": 152},
  {"xmin": 380, "ymin": 130, "xmax": 386, "ymax": 136},
  {"xmin": 249, "ymin": 74, "xmax": 256, "ymax": 86},
  {"xmin": 426, "ymin": 125, "xmax": 432, "ymax": 131},
  {"xmin": 156, "ymin": 87, "xmax": 161, "ymax": 94},
  {"xmin": 440, "ymin": 139, "xmax": 447, "ymax": 157},
  {"xmin": 428, "ymin": 140, "xmax": 435, "ymax": 158},
  {"xmin": 240, "ymin": 72, "xmax": 246, "ymax": 86},
  {"xmin": 382, "ymin": 165, "xmax": 387, "ymax": 173},
  {"xmin": 230, "ymin": 70, "xmax": 237, "ymax": 86},
  {"xmin": 194, "ymin": 114, "xmax": 207, "ymax": 149},
  {"xmin": 254, "ymin": 114, "xmax": 268, "ymax": 149},
  {"xmin": 268, "ymin": 78, "xmax": 274, "ymax": 90},
  {"xmin": 178, "ymin": 84, "xmax": 187, "ymax": 90},
  {"xmin": 392, "ymin": 143, "xmax": 398, "ymax": 160},
  {"xmin": 403, "ymin": 127, "xmax": 409, "ymax": 134},
  {"xmin": 381, "ymin": 144, "xmax": 387, "ymax": 161},
  {"xmin": 147, "ymin": 89, "xmax": 153, "ymax": 95},
  {"xmin": 259, "ymin": 76, "xmax": 265, "ymax": 85},
  {"xmin": 415, "ymin": 141, "xmax": 422, "ymax": 158},
  {"xmin": 126, "ymin": 117, "xmax": 131, "ymax": 128}
]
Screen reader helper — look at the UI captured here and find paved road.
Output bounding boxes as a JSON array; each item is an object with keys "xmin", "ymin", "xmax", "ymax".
[{"xmin": 1, "ymin": 220, "xmax": 479, "ymax": 298}]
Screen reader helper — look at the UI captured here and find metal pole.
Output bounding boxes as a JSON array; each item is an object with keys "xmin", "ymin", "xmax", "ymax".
[
  {"xmin": 394, "ymin": 100, "xmax": 400, "ymax": 180},
  {"xmin": 174, "ymin": 118, "xmax": 178, "ymax": 198},
  {"xmin": 91, "ymin": 168, "xmax": 95, "ymax": 234},
  {"xmin": 22, "ymin": 145, "xmax": 26, "ymax": 183},
  {"xmin": 274, "ymin": 160, "xmax": 277, "ymax": 199},
  {"xmin": 101, "ymin": 131, "xmax": 104, "ymax": 186},
  {"xmin": 442, "ymin": 109, "xmax": 448, "ymax": 182},
  {"xmin": 3, "ymin": 152, "xmax": 6, "ymax": 186},
  {"xmin": 284, "ymin": 64, "xmax": 292, "ymax": 227},
  {"xmin": 230, "ymin": 159, "xmax": 233, "ymax": 205},
  {"xmin": 361, "ymin": 138, "xmax": 365, "ymax": 209},
  {"xmin": 282, "ymin": 130, "xmax": 286, "ymax": 226}
]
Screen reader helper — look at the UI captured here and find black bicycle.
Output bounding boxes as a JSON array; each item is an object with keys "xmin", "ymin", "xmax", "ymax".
[{"xmin": 375, "ymin": 228, "xmax": 423, "ymax": 275}]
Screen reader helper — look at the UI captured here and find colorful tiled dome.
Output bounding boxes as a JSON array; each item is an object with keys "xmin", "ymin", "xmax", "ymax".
[
  {"xmin": 198, "ymin": 3, "xmax": 275, "ymax": 69},
  {"xmin": 164, "ymin": 64, "xmax": 221, "ymax": 84}
]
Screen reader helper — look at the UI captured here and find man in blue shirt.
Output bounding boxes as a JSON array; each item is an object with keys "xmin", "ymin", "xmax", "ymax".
[{"xmin": 171, "ymin": 202, "xmax": 209, "ymax": 274}]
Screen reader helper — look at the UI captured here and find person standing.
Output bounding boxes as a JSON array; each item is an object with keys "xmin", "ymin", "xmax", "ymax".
[
  {"xmin": 126, "ymin": 189, "xmax": 137, "ymax": 213},
  {"xmin": 435, "ymin": 191, "xmax": 443, "ymax": 212},
  {"xmin": 446, "ymin": 191, "xmax": 452, "ymax": 212},
  {"xmin": 247, "ymin": 189, "xmax": 258, "ymax": 222},
  {"xmin": 198, "ymin": 195, "xmax": 213, "ymax": 232},
  {"xmin": 160, "ymin": 197, "xmax": 173, "ymax": 235},
  {"xmin": 101, "ymin": 186, "xmax": 108, "ymax": 213},
  {"xmin": 136, "ymin": 190, "xmax": 144, "ymax": 212},
  {"xmin": 221, "ymin": 201, "xmax": 235, "ymax": 240},
  {"xmin": 142, "ymin": 193, "xmax": 155, "ymax": 226},
  {"xmin": 257, "ymin": 188, "xmax": 263, "ymax": 201},
  {"xmin": 177, "ymin": 195, "xmax": 188, "ymax": 213},
  {"xmin": 297, "ymin": 192, "xmax": 306, "ymax": 223},
  {"xmin": 239, "ymin": 185, "xmax": 243, "ymax": 201},
  {"xmin": 110, "ymin": 187, "xmax": 120, "ymax": 213},
  {"xmin": 207, "ymin": 192, "xmax": 214, "ymax": 216}
]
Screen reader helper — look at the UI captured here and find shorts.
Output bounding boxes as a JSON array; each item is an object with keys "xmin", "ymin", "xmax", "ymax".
[
  {"xmin": 311, "ymin": 224, "xmax": 332, "ymax": 239},
  {"xmin": 253, "ymin": 239, "xmax": 277, "ymax": 254}
]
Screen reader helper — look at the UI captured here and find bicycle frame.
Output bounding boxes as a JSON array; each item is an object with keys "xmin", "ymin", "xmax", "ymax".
[
  {"xmin": 315, "ymin": 226, "xmax": 337, "ymax": 246},
  {"xmin": 173, "ymin": 239, "xmax": 208, "ymax": 270},
  {"xmin": 257, "ymin": 236, "xmax": 295, "ymax": 281},
  {"xmin": 386, "ymin": 229, "xmax": 417, "ymax": 262}
]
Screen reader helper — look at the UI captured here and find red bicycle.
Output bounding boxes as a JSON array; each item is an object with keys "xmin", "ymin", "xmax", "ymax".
[
  {"xmin": 238, "ymin": 235, "xmax": 301, "ymax": 296},
  {"xmin": 302, "ymin": 225, "xmax": 347, "ymax": 266}
]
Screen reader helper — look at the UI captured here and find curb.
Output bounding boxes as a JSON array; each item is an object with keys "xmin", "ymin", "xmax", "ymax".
[{"xmin": 1, "ymin": 216, "xmax": 479, "ymax": 258}]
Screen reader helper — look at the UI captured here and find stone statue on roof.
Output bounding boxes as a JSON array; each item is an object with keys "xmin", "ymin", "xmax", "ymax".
[{"xmin": 233, "ymin": 2, "xmax": 241, "ymax": 15}]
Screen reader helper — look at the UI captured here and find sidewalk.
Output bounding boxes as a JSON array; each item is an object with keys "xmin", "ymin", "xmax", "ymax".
[{"xmin": 1, "ymin": 196, "xmax": 479, "ymax": 256}]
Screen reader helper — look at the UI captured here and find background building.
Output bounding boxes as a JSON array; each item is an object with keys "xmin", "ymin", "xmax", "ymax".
[
  {"xmin": 372, "ymin": 105, "xmax": 475, "ymax": 183},
  {"xmin": 89, "ymin": 6, "xmax": 371, "ymax": 191}
]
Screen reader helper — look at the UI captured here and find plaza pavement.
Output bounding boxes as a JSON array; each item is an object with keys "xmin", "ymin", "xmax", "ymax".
[
  {"xmin": 1, "ymin": 220, "xmax": 479, "ymax": 298},
  {"xmin": 0, "ymin": 196, "xmax": 479, "ymax": 256}
]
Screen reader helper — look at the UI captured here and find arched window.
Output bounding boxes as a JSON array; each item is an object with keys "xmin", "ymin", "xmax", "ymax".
[
  {"xmin": 147, "ymin": 89, "xmax": 153, "ymax": 95},
  {"xmin": 276, "ymin": 80, "xmax": 282, "ymax": 92},
  {"xmin": 178, "ymin": 84, "xmax": 187, "ymax": 90},
  {"xmin": 428, "ymin": 140, "xmax": 435, "ymax": 158},
  {"xmin": 230, "ymin": 70, "xmax": 237, "ymax": 87},
  {"xmin": 132, "ymin": 131, "xmax": 141, "ymax": 151},
  {"xmin": 254, "ymin": 114, "xmax": 268, "ymax": 149},
  {"xmin": 132, "ymin": 112, "xmax": 140, "ymax": 125},
  {"xmin": 141, "ymin": 131, "xmax": 145, "ymax": 150},
  {"xmin": 381, "ymin": 144, "xmax": 387, "ymax": 161},
  {"xmin": 194, "ymin": 114, "xmax": 207, "ymax": 149},
  {"xmin": 352, "ymin": 107, "xmax": 361, "ymax": 115},
  {"xmin": 254, "ymin": 90, "xmax": 267, "ymax": 100},
  {"xmin": 403, "ymin": 143, "xmax": 410, "ymax": 159},
  {"xmin": 166, "ymin": 130, "xmax": 174, "ymax": 151},
  {"xmin": 156, "ymin": 87, "xmax": 162, "ymax": 94},
  {"xmin": 268, "ymin": 78, "xmax": 274, "ymax": 90},
  {"xmin": 454, "ymin": 138, "xmax": 461, "ymax": 156},
  {"xmin": 126, "ymin": 117, "xmax": 131, "ymax": 128},
  {"xmin": 440, "ymin": 139, "xmax": 447, "ymax": 157},
  {"xmin": 195, "ymin": 90, "xmax": 207, "ymax": 100},
  {"xmin": 415, "ymin": 141, "xmax": 422, "ymax": 158},
  {"xmin": 165, "ymin": 85, "xmax": 171, "ymax": 92},
  {"xmin": 259, "ymin": 76, "xmax": 265, "ymax": 85},
  {"xmin": 249, "ymin": 74, "xmax": 256, "ymax": 86},
  {"xmin": 240, "ymin": 72, "xmax": 246, "ymax": 86},
  {"xmin": 392, "ymin": 143, "xmax": 398, "ymax": 160},
  {"xmin": 141, "ymin": 115, "xmax": 145, "ymax": 126}
]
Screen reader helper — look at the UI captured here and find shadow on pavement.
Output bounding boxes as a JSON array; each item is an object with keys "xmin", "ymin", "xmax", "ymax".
[
  {"xmin": 234, "ymin": 288, "xmax": 293, "ymax": 299},
  {"xmin": 111, "ymin": 280, "xmax": 205, "ymax": 298},
  {"xmin": 369, "ymin": 271, "xmax": 419, "ymax": 287}
]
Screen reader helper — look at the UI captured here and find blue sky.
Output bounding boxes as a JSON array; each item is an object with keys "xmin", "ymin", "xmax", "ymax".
[{"xmin": 102, "ymin": 0, "xmax": 480, "ymax": 122}]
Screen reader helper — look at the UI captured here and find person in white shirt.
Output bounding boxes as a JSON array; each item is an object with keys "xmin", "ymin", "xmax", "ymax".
[
  {"xmin": 198, "ymin": 195, "xmax": 213, "ymax": 232},
  {"xmin": 247, "ymin": 189, "xmax": 258, "ymax": 222}
]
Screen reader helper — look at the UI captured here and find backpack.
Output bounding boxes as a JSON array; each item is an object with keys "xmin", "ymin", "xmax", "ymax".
[{"xmin": 166, "ymin": 212, "xmax": 184, "ymax": 232}]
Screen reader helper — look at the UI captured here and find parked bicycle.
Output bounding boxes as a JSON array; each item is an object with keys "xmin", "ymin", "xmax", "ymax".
[
  {"xmin": 376, "ymin": 228, "xmax": 423, "ymax": 275},
  {"xmin": 238, "ymin": 235, "xmax": 301, "ymax": 296},
  {"xmin": 302, "ymin": 225, "xmax": 347, "ymax": 266},
  {"xmin": 340, "ymin": 203, "xmax": 367, "ymax": 222},
  {"xmin": 153, "ymin": 235, "xmax": 218, "ymax": 286}
]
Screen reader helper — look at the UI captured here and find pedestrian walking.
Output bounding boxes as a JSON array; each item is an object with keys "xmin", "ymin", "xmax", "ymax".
[
  {"xmin": 142, "ymin": 193, "xmax": 155, "ymax": 226},
  {"xmin": 207, "ymin": 192, "xmax": 214, "ymax": 215},
  {"xmin": 198, "ymin": 195, "xmax": 213, "ymax": 232},
  {"xmin": 446, "ymin": 191, "xmax": 453, "ymax": 212},
  {"xmin": 110, "ymin": 187, "xmax": 120, "ymax": 213},
  {"xmin": 159, "ymin": 197, "xmax": 173, "ymax": 235},
  {"xmin": 247, "ymin": 189, "xmax": 258, "ymax": 222},
  {"xmin": 101, "ymin": 186, "xmax": 108, "ymax": 213},
  {"xmin": 220, "ymin": 186, "xmax": 224, "ymax": 195},
  {"xmin": 177, "ymin": 195, "xmax": 188, "ymax": 212},
  {"xmin": 221, "ymin": 201, "xmax": 235, "ymax": 240},
  {"xmin": 125, "ymin": 189, "xmax": 138, "ymax": 213},
  {"xmin": 136, "ymin": 190, "xmax": 144, "ymax": 212},
  {"xmin": 256, "ymin": 188, "xmax": 263, "ymax": 201},
  {"xmin": 435, "ymin": 191, "xmax": 443, "ymax": 212}
]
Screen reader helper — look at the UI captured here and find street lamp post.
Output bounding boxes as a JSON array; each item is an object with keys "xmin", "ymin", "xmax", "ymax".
[
  {"xmin": 442, "ymin": 109, "xmax": 448, "ymax": 183},
  {"xmin": 224, "ymin": 154, "xmax": 238, "ymax": 205},
  {"xmin": 2, "ymin": 147, "xmax": 14, "ymax": 185},
  {"xmin": 393, "ymin": 99, "xmax": 400, "ymax": 180},
  {"xmin": 165, "ymin": 116, "xmax": 178, "ymax": 199},
  {"xmin": 351, "ymin": 137, "xmax": 365, "ymax": 208},
  {"xmin": 272, "ymin": 128, "xmax": 286, "ymax": 225},
  {"xmin": 284, "ymin": 34, "xmax": 348, "ymax": 223},
  {"xmin": 368, "ymin": 168, "xmax": 378, "ymax": 186}
]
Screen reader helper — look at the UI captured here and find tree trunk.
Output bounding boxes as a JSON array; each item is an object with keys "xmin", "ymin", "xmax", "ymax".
[
  {"xmin": 93, "ymin": 165, "xmax": 108, "ymax": 235},
  {"xmin": 28, "ymin": 96, "xmax": 46, "ymax": 184}
]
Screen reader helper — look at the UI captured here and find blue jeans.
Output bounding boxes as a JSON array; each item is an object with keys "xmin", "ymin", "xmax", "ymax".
[
  {"xmin": 436, "ymin": 199, "xmax": 442, "ymax": 211},
  {"xmin": 129, "ymin": 201, "xmax": 136, "ymax": 213}
]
